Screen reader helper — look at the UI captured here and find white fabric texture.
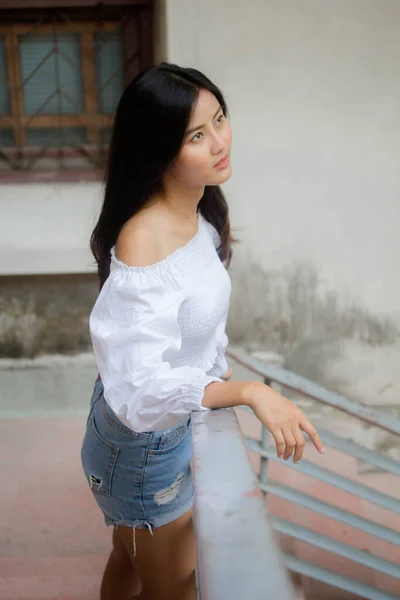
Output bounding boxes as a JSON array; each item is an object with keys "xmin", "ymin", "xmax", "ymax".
[{"xmin": 89, "ymin": 213, "xmax": 231, "ymax": 432}]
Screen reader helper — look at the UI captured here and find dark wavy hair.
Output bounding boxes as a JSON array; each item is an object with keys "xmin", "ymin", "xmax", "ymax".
[{"xmin": 90, "ymin": 62, "xmax": 234, "ymax": 288}]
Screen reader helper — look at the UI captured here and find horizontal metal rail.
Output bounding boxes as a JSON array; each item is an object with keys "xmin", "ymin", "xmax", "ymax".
[
  {"xmin": 261, "ymin": 479, "xmax": 400, "ymax": 546},
  {"xmin": 239, "ymin": 402, "xmax": 400, "ymax": 477},
  {"xmin": 191, "ymin": 408, "xmax": 296, "ymax": 600},
  {"xmin": 228, "ymin": 348, "xmax": 400, "ymax": 436},
  {"xmin": 228, "ymin": 348, "xmax": 400, "ymax": 598},
  {"xmin": 271, "ymin": 516, "xmax": 400, "ymax": 579},
  {"xmin": 317, "ymin": 427, "xmax": 400, "ymax": 477},
  {"xmin": 246, "ymin": 438, "xmax": 400, "ymax": 514},
  {"xmin": 283, "ymin": 555, "xmax": 399, "ymax": 600}
]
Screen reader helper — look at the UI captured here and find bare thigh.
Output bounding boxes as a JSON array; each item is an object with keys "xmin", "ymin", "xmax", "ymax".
[{"xmin": 115, "ymin": 509, "xmax": 196, "ymax": 600}]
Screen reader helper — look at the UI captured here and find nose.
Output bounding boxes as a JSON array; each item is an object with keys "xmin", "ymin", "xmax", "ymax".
[{"xmin": 210, "ymin": 130, "xmax": 225, "ymax": 156}]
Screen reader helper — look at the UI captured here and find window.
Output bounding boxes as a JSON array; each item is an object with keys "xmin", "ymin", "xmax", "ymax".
[{"xmin": 0, "ymin": 6, "xmax": 153, "ymax": 175}]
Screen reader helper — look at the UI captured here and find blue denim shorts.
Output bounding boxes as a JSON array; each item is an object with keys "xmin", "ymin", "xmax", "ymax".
[{"xmin": 81, "ymin": 379, "xmax": 194, "ymax": 533}]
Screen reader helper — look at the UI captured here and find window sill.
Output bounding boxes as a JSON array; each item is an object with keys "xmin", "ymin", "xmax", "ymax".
[{"xmin": 0, "ymin": 169, "xmax": 104, "ymax": 184}]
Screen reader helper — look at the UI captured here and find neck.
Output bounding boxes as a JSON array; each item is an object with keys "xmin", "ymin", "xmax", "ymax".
[{"xmin": 154, "ymin": 175, "xmax": 204, "ymax": 223}]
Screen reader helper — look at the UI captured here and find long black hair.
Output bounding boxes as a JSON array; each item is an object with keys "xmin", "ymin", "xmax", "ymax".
[{"xmin": 91, "ymin": 62, "xmax": 234, "ymax": 288}]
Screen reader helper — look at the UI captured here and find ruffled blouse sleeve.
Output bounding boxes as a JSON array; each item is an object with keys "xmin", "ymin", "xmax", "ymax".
[
  {"xmin": 89, "ymin": 261, "xmax": 222, "ymax": 432},
  {"xmin": 208, "ymin": 330, "xmax": 229, "ymax": 378}
]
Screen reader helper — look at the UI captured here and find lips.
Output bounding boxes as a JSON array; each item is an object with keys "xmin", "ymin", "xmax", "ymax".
[{"xmin": 214, "ymin": 156, "xmax": 229, "ymax": 169}]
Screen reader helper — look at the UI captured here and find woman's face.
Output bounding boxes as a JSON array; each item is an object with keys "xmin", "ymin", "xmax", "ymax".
[{"xmin": 169, "ymin": 89, "xmax": 232, "ymax": 188}]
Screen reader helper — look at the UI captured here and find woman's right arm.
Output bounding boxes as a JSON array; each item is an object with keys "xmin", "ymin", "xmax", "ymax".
[{"xmin": 202, "ymin": 380, "xmax": 325, "ymax": 465}]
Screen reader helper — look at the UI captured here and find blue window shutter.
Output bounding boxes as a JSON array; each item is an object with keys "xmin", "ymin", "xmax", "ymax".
[
  {"xmin": 94, "ymin": 31, "xmax": 124, "ymax": 113},
  {"xmin": 19, "ymin": 33, "xmax": 83, "ymax": 115},
  {"xmin": 26, "ymin": 127, "xmax": 86, "ymax": 147}
]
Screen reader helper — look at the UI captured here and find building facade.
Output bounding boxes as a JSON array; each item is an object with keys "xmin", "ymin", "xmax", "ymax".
[{"xmin": 1, "ymin": 1, "xmax": 400, "ymax": 414}]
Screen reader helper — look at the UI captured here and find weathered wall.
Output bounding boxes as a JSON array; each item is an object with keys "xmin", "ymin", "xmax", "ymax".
[
  {"xmin": 0, "ymin": 274, "xmax": 97, "ymax": 357},
  {"xmin": 229, "ymin": 258, "xmax": 400, "ymax": 418},
  {"xmin": 162, "ymin": 0, "xmax": 400, "ymax": 416},
  {"xmin": 165, "ymin": 0, "xmax": 400, "ymax": 322}
]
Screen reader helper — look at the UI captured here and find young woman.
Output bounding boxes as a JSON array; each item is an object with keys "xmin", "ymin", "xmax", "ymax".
[{"xmin": 81, "ymin": 62, "xmax": 324, "ymax": 600}]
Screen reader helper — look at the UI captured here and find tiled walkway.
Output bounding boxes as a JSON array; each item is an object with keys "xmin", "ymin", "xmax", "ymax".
[
  {"xmin": 0, "ymin": 416, "xmax": 110, "ymax": 600},
  {"xmin": 1, "ymin": 368, "xmax": 399, "ymax": 599}
]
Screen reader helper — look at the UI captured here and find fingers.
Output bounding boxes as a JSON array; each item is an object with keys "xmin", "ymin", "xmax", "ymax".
[
  {"xmin": 292, "ymin": 427, "xmax": 306, "ymax": 464},
  {"xmin": 271, "ymin": 426, "xmax": 300, "ymax": 462},
  {"xmin": 270, "ymin": 427, "xmax": 286, "ymax": 459},
  {"xmin": 281, "ymin": 427, "xmax": 296, "ymax": 461},
  {"xmin": 255, "ymin": 392, "xmax": 324, "ymax": 462},
  {"xmin": 299, "ymin": 417, "xmax": 325, "ymax": 455},
  {"xmin": 272, "ymin": 422, "xmax": 320, "ymax": 464}
]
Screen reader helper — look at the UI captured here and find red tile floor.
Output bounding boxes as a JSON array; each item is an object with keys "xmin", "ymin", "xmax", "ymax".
[
  {"xmin": 1, "ymin": 412, "xmax": 399, "ymax": 599},
  {"xmin": 0, "ymin": 417, "xmax": 110, "ymax": 600}
]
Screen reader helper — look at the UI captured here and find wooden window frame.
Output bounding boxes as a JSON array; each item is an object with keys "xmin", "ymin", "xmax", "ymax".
[{"xmin": 0, "ymin": 2, "xmax": 154, "ymax": 183}]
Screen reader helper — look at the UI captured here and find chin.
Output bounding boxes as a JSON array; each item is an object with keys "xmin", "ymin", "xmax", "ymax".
[
  {"xmin": 208, "ymin": 167, "xmax": 232, "ymax": 186},
  {"xmin": 217, "ymin": 167, "xmax": 232, "ymax": 185}
]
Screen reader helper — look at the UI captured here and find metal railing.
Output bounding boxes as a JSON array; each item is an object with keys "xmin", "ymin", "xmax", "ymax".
[
  {"xmin": 227, "ymin": 347, "xmax": 400, "ymax": 600},
  {"xmin": 191, "ymin": 408, "xmax": 296, "ymax": 600}
]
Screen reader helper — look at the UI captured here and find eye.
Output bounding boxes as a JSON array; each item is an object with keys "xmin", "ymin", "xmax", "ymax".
[
  {"xmin": 216, "ymin": 113, "xmax": 225, "ymax": 124},
  {"xmin": 191, "ymin": 132, "xmax": 203, "ymax": 142}
]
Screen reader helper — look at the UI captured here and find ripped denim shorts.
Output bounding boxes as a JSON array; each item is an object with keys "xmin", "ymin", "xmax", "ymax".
[{"xmin": 81, "ymin": 379, "xmax": 194, "ymax": 541}]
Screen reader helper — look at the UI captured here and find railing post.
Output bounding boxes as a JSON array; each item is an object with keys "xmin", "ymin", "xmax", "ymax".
[{"xmin": 252, "ymin": 352, "xmax": 285, "ymax": 497}]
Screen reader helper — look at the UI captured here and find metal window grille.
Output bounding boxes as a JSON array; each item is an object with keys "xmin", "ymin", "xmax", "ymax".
[{"xmin": 0, "ymin": 7, "xmax": 152, "ymax": 171}]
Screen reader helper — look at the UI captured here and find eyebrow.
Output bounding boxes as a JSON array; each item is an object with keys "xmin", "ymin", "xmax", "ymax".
[{"xmin": 185, "ymin": 106, "xmax": 223, "ymax": 136}]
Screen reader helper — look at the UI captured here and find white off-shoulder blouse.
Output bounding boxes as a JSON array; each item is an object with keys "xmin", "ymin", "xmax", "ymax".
[{"xmin": 89, "ymin": 213, "xmax": 232, "ymax": 433}]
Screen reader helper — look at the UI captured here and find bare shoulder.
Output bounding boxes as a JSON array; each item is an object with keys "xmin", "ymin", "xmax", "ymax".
[
  {"xmin": 115, "ymin": 208, "xmax": 198, "ymax": 268},
  {"xmin": 115, "ymin": 216, "xmax": 164, "ymax": 268}
]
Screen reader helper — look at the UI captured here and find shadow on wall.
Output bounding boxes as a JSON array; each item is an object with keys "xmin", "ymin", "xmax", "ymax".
[
  {"xmin": 228, "ymin": 258, "xmax": 398, "ymax": 349},
  {"xmin": 0, "ymin": 273, "xmax": 98, "ymax": 358},
  {"xmin": 0, "ymin": 260, "xmax": 399, "ymax": 363},
  {"xmin": 227, "ymin": 258, "xmax": 400, "ymax": 399}
]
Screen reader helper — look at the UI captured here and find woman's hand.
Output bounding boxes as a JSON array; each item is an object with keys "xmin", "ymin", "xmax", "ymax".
[
  {"xmin": 221, "ymin": 367, "xmax": 233, "ymax": 381},
  {"xmin": 203, "ymin": 378, "xmax": 324, "ymax": 464},
  {"xmin": 245, "ymin": 381, "xmax": 325, "ymax": 464}
]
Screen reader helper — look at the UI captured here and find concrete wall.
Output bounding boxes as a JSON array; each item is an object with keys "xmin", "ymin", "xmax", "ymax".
[
  {"xmin": 0, "ymin": 273, "xmax": 97, "ymax": 357},
  {"xmin": 166, "ymin": 0, "xmax": 400, "ymax": 322},
  {"xmin": 0, "ymin": 182, "xmax": 100, "ymax": 275},
  {"xmin": 0, "ymin": 183, "xmax": 99, "ymax": 356},
  {"xmin": 164, "ymin": 0, "xmax": 400, "ymax": 409}
]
